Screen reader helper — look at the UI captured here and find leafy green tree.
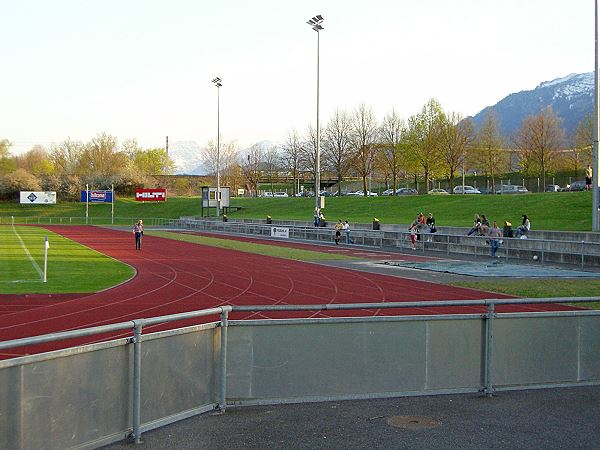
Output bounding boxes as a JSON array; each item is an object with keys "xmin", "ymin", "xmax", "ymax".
[
  {"xmin": 406, "ymin": 98, "xmax": 445, "ymax": 192},
  {"xmin": 440, "ymin": 113, "xmax": 474, "ymax": 190},
  {"xmin": 0, "ymin": 139, "xmax": 16, "ymax": 175}
]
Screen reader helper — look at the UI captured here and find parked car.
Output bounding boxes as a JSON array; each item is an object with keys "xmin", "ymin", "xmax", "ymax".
[
  {"xmin": 495, "ymin": 184, "xmax": 529, "ymax": 194},
  {"xmin": 428, "ymin": 188, "xmax": 449, "ymax": 195},
  {"xmin": 395, "ymin": 188, "xmax": 418, "ymax": 195},
  {"xmin": 546, "ymin": 184, "xmax": 561, "ymax": 192},
  {"xmin": 261, "ymin": 191, "xmax": 273, "ymax": 197},
  {"xmin": 453, "ymin": 185, "xmax": 481, "ymax": 194},
  {"xmin": 345, "ymin": 190, "xmax": 363, "ymax": 196},
  {"xmin": 382, "ymin": 188, "xmax": 395, "ymax": 196},
  {"xmin": 561, "ymin": 181, "xmax": 586, "ymax": 191},
  {"xmin": 273, "ymin": 192, "xmax": 288, "ymax": 197}
]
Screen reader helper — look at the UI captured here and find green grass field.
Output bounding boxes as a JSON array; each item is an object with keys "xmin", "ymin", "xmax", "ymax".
[
  {"xmin": 148, "ymin": 231, "xmax": 358, "ymax": 261},
  {"xmin": 0, "ymin": 191, "xmax": 593, "ymax": 230},
  {"xmin": 0, "ymin": 225, "xmax": 135, "ymax": 294}
]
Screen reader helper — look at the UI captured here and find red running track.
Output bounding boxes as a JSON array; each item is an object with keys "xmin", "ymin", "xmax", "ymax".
[{"xmin": 0, "ymin": 226, "xmax": 572, "ymax": 358}]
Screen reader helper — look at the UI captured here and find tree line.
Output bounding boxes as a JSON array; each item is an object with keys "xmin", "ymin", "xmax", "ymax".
[
  {"xmin": 202, "ymin": 99, "xmax": 594, "ymax": 196},
  {"xmin": 0, "ymin": 133, "xmax": 173, "ymax": 200},
  {"xmin": 1, "ymin": 98, "xmax": 593, "ymax": 200}
]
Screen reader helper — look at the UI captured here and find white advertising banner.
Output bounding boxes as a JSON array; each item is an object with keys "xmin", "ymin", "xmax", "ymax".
[
  {"xmin": 20, "ymin": 191, "xmax": 57, "ymax": 204},
  {"xmin": 270, "ymin": 227, "xmax": 289, "ymax": 238}
]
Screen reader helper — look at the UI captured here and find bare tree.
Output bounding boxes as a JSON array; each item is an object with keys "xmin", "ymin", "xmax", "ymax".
[
  {"xmin": 263, "ymin": 145, "xmax": 280, "ymax": 194},
  {"xmin": 50, "ymin": 138, "xmax": 85, "ymax": 176},
  {"xmin": 323, "ymin": 109, "xmax": 353, "ymax": 194},
  {"xmin": 440, "ymin": 113, "xmax": 475, "ymax": 190},
  {"xmin": 202, "ymin": 138, "xmax": 239, "ymax": 188},
  {"xmin": 568, "ymin": 113, "xmax": 594, "ymax": 177},
  {"xmin": 405, "ymin": 98, "xmax": 444, "ymax": 193},
  {"xmin": 475, "ymin": 111, "xmax": 506, "ymax": 192},
  {"xmin": 513, "ymin": 106, "xmax": 565, "ymax": 187},
  {"xmin": 241, "ymin": 143, "xmax": 265, "ymax": 196},
  {"xmin": 351, "ymin": 103, "xmax": 379, "ymax": 195},
  {"xmin": 379, "ymin": 110, "xmax": 405, "ymax": 193},
  {"xmin": 281, "ymin": 129, "xmax": 303, "ymax": 195},
  {"xmin": 300, "ymin": 124, "xmax": 319, "ymax": 193}
]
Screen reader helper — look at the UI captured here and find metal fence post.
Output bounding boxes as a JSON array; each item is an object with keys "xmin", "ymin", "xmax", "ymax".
[
  {"xmin": 484, "ymin": 303, "xmax": 495, "ymax": 397},
  {"xmin": 132, "ymin": 321, "xmax": 143, "ymax": 444},
  {"xmin": 218, "ymin": 308, "xmax": 229, "ymax": 412},
  {"xmin": 581, "ymin": 241, "xmax": 585, "ymax": 269}
]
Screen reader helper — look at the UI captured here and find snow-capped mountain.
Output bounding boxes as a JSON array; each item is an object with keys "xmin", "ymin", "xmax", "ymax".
[
  {"xmin": 471, "ymin": 72, "xmax": 594, "ymax": 137},
  {"xmin": 168, "ymin": 140, "xmax": 209, "ymax": 175}
]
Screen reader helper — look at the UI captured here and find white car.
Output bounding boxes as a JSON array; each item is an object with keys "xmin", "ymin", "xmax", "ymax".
[
  {"xmin": 261, "ymin": 192, "xmax": 273, "ymax": 197},
  {"xmin": 453, "ymin": 185, "xmax": 481, "ymax": 194},
  {"xmin": 428, "ymin": 188, "xmax": 449, "ymax": 195},
  {"xmin": 273, "ymin": 192, "xmax": 289, "ymax": 197}
]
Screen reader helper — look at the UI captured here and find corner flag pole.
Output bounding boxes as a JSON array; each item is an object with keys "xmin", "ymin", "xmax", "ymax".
[
  {"xmin": 111, "ymin": 184, "xmax": 115, "ymax": 225},
  {"xmin": 86, "ymin": 183, "xmax": 89, "ymax": 225},
  {"xmin": 43, "ymin": 236, "xmax": 49, "ymax": 283}
]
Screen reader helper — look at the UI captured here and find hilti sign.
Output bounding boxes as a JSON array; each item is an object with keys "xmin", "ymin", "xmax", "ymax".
[{"xmin": 135, "ymin": 188, "xmax": 167, "ymax": 202}]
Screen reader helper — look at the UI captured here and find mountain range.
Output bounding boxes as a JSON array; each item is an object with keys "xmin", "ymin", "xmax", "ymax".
[{"xmin": 471, "ymin": 72, "xmax": 594, "ymax": 138}]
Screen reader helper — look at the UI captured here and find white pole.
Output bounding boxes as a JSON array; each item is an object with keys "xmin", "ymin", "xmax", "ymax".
[
  {"xmin": 593, "ymin": 0, "xmax": 600, "ymax": 231},
  {"xmin": 315, "ymin": 27, "xmax": 321, "ymax": 210},
  {"xmin": 217, "ymin": 83, "xmax": 221, "ymax": 217},
  {"xmin": 86, "ymin": 183, "xmax": 89, "ymax": 225},
  {"xmin": 111, "ymin": 184, "xmax": 114, "ymax": 225},
  {"xmin": 43, "ymin": 236, "xmax": 48, "ymax": 283}
]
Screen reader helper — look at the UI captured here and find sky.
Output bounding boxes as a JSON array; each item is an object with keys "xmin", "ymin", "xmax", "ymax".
[{"xmin": 1, "ymin": 0, "xmax": 594, "ymax": 155}]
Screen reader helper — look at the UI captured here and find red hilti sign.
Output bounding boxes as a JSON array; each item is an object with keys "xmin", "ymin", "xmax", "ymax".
[{"xmin": 135, "ymin": 188, "xmax": 167, "ymax": 202}]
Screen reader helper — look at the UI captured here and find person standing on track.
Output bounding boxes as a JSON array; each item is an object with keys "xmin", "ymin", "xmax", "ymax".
[
  {"xmin": 343, "ymin": 220, "xmax": 354, "ymax": 244},
  {"xmin": 334, "ymin": 220, "xmax": 343, "ymax": 245},
  {"xmin": 133, "ymin": 220, "xmax": 144, "ymax": 250},
  {"xmin": 487, "ymin": 221, "xmax": 502, "ymax": 258}
]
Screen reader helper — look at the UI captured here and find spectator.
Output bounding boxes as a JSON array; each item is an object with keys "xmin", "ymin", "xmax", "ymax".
[
  {"xmin": 467, "ymin": 214, "xmax": 482, "ymax": 236},
  {"xmin": 515, "ymin": 214, "xmax": 531, "ymax": 238},
  {"xmin": 372, "ymin": 217, "xmax": 380, "ymax": 230},
  {"xmin": 266, "ymin": 215, "xmax": 272, "ymax": 224},
  {"xmin": 319, "ymin": 211, "xmax": 327, "ymax": 227},
  {"xmin": 334, "ymin": 220, "xmax": 343, "ymax": 245},
  {"xmin": 343, "ymin": 220, "xmax": 354, "ymax": 244},
  {"xmin": 487, "ymin": 221, "xmax": 503, "ymax": 257},
  {"xmin": 586, "ymin": 164, "xmax": 593, "ymax": 191},
  {"xmin": 502, "ymin": 220, "xmax": 513, "ymax": 238},
  {"xmin": 313, "ymin": 207, "xmax": 320, "ymax": 227},
  {"xmin": 426, "ymin": 213, "xmax": 436, "ymax": 242},
  {"xmin": 477, "ymin": 214, "xmax": 489, "ymax": 236},
  {"xmin": 408, "ymin": 223, "xmax": 418, "ymax": 250}
]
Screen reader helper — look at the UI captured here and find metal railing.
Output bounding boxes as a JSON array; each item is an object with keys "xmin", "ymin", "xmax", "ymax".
[
  {"xmin": 166, "ymin": 217, "xmax": 600, "ymax": 269},
  {"xmin": 1, "ymin": 297, "xmax": 599, "ymax": 448}
]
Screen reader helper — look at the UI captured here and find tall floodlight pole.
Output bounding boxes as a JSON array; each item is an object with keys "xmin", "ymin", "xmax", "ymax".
[
  {"xmin": 593, "ymin": 0, "xmax": 599, "ymax": 231},
  {"xmin": 307, "ymin": 15, "xmax": 324, "ymax": 211},
  {"xmin": 212, "ymin": 77, "xmax": 222, "ymax": 216}
]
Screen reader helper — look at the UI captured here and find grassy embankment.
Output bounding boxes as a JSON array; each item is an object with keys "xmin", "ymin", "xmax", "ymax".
[{"xmin": 0, "ymin": 191, "xmax": 594, "ymax": 230}]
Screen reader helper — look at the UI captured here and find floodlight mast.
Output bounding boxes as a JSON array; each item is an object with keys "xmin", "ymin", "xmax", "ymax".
[
  {"xmin": 212, "ymin": 77, "xmax": 222, "ymax": 216},
  {"xmin": 307, "ymin": 15, "xmax": 324, "ymax": 212}
]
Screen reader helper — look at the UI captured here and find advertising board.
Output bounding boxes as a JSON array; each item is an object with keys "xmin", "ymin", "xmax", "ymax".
[
  {"xmin": 20, "ymin": 191, "xmax": 57, "ymax": 204},
  {"xmin": 135, "ymin": 188, "xmax": 167, "ymax": 202},
  {"xmin": 270, "ymin": 227, "xmax": 289, "ymax": 238},
  {"xmin": 80, "ymin": 190, "xmax": 114, "ymax": 203}
]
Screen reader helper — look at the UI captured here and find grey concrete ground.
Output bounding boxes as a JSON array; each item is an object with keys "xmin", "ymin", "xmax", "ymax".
[{"xmin": 104, "ymin": 386, "xmax": 600, "ymax": 450}]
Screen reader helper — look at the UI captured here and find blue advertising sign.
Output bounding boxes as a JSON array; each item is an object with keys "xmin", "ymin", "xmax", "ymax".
[{"xmin": 80, "ymin": 190, "xmax": 114, "ymax": 203}]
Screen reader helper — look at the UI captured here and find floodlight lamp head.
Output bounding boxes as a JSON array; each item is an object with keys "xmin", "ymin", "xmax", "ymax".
[
  {"xmin": 212, "ymin": 77, "xmax": 222, "ymax": 86},
  {"xmin": 307, "ymin": 14, "xmax": 324, "ymax": 31}
]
